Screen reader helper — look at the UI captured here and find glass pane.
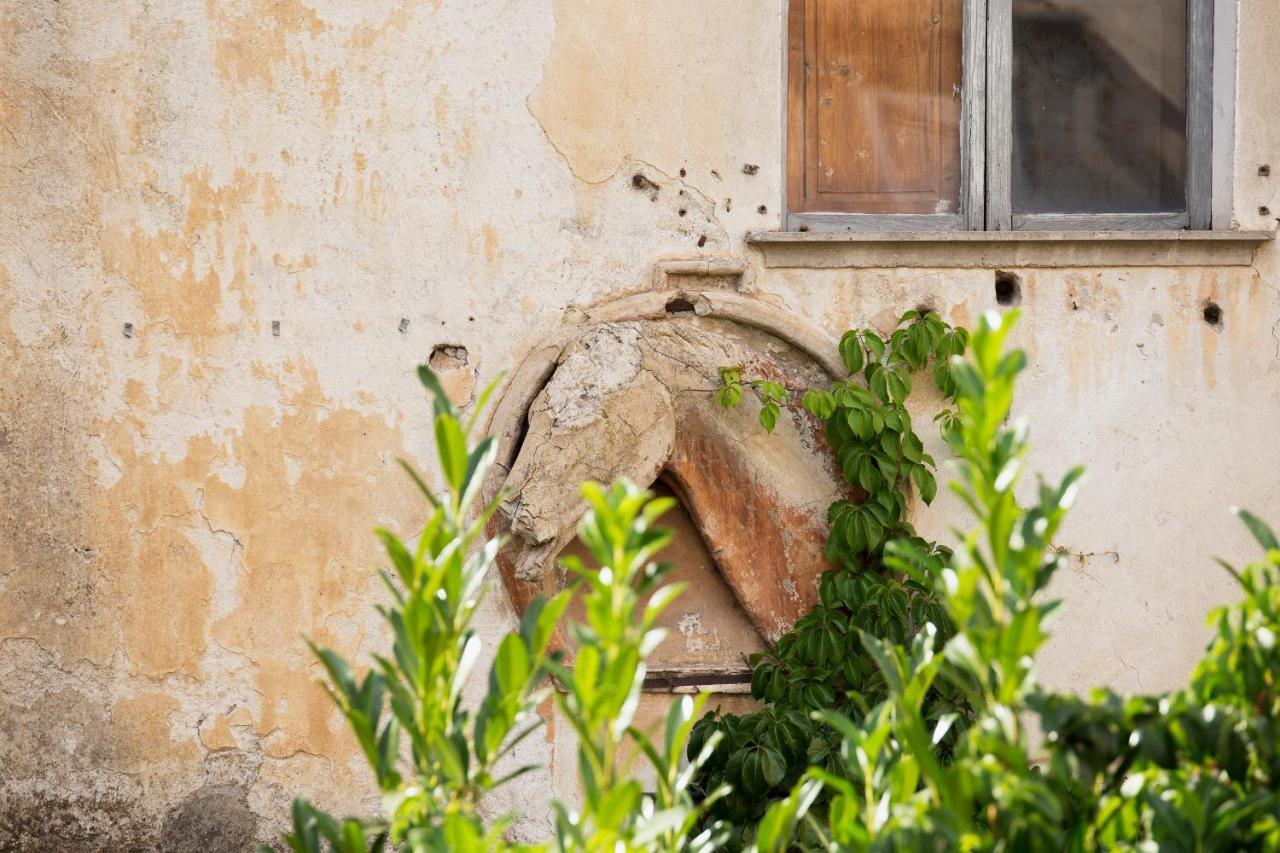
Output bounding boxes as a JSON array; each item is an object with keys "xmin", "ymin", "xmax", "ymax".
[
  {"xmin": 1012, "ymin": 0, "xmax": 1187, "ymax": 215},
  {"xmin": 791, "ymin": 0, "xmax": 964, "ymax": 215}
]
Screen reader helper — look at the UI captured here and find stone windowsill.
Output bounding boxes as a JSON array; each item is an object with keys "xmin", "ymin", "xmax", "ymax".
[{"xmin": 747, "ymin": 230, "xmax": 1273, "ymax": 269}]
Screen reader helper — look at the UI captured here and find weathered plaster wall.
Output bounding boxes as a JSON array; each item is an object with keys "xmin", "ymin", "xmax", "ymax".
[{"xmin": 1, "ymin": 0, "xmax": 1278, "ymax": 848}]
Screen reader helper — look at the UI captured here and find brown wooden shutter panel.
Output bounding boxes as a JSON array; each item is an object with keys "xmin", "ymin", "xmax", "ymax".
[{"xmin": 788, "ymin": 0, "xmax": 964, "ymax": 215}]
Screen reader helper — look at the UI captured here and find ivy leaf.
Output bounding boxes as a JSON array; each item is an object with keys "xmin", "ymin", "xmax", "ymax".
[
  {"xmin": 760, "ymin": 402, "xmax": 779, "ymax": 433},
  {"xmin": 845, "ymin": 513, "xmax": 865, "ymax": 553},
  {"xmin": 761, "ymin": 747, "xmax": 787, "ymax": 788},
  {"xmin": 885, "ymin": 365, "xmax": 912, "ymax": 403},
  {"xmin": 933, "ymin": 360, "xmax": 957, "ymax": 397},
  {"xmin": 766, "ymin": 667, "xmax": 786, "ymax": 701},
  {"xmin": 839, "ymin": 331, "xmax": 865, "ymax": 374},
  {"xmin": 751, "ymin": 663, "xmax": 770, "ymax": 699},
  {"xmin": 742, "ymin": 750, "xmax": 764, "ymax": 795},
  {"xmin": 862, "ymin": 330, "xmax": 886, "ymax": 362},
  {"xmin": 847, "ymin": 408, "xmax": 873, "ymax": 441},
  {"xmin": 868, "ymin": 366, "xmax": 889, "ymax": 403},
  {"xmin": 715, "ymin": 383, "xmax": 743, "ymax": 410},
  {"xmin": 802, "ymin": 389, "xmax": 837, "ymax": 419},
  {"xmin": 757, "ymin": 380, "xmax": 788, "ymax": 405},
  {"xmin": 904, "ymin": 325, "xmax": 925, "ymax": 369},
  {"xmin": 902, "ymin": 431, "xmax": 925, "ymax": 463},
  {"xmin": 911, "ymin": 464, "xmax": 938, "ymax": 504}
]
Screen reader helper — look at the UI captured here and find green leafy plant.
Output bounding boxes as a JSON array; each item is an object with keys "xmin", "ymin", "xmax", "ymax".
[
  {"xmin": 692, "ymin": 311, "xmax": 970, "ymax": 840},
  {"xmin": 273, "ymin": 314, "xmax": 1280, "ymax": 853},
  {"xmin": 271, "ymin": 368, "xmax": 567, "ymax": 852},
  {"xmin": 751, "ymin": 310, "xmax": 1280, "ymax": 850},
  {"xmin": 548, "ymin": 480, "xmax": 727, "ymax": 853},
  {"xmin": 270, "ymin": 369, "xmax": 722, "ymax": 853},
  {"xmin": 715, "ymin": 368, "xmax": 790, "ymax": 434}
]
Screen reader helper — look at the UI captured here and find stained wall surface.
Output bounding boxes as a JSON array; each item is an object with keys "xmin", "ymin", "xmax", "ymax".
[{"xmin": 1, "ymin": 0, "xmax": 1278, "ymax": 847}]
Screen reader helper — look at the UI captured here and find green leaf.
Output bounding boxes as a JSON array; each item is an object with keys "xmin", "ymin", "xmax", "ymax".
[
  {"xmin": 743, "ymin": 749, "xmax": 764, "ymax": 795},
  {"xmin": 465, "ymin": 369, "xmax": 506, "ymax": 435},
  {"xmin": 490, "ymin": 633, "xmax": 531, "ymax": 695},
  {"xmin": 460, "ymin": 435, "xmax": 496, "ymax": 506},
  {"xmin": 868, "ymin": 365, "xmax": 889, "ymax": 403},
  {"xmin": 761, "ymin": 747, "xmax": 787, "ymax": 788},
  {"xmin": 434, "ymin": 413, "xmax": 468, "ymax": 495},
  {"xmin": 760, "ymin": 402, "xmax": 779, "ymax": 433},
  {"xmin": 1233, "ymin": 507, "xmax": 1280, "ymax": 552},
  {"xmin": 396, "ymin": 458, "xmax": 440, "ymax": 508},
  {"xmin": 802, "ymin": 389, "xmax": 837, "ymax": 419},
  {"xmin": 417, "ymin": 364, "xmax": 458, "ymax": 420},
  {"xmin": 339, "ymin": 820, "xmax": 366, "ymax": 852},
  {"xmin": 759, "ymin": 380, "xmax": 789, "ymax": 404},
  {"xmin": 839, "ymin": 331, "xmax": 866, "ymax": 374},
  {"xmin": 715, "ymin": 383, "xmax": 743, "ymax": 410},
  {"xmin": 862, "ymin": 330, "xmax": 886, "ymax": 361},
  {"xmin": 902, "ymin": 431, "xmax": 925, "ymax": 463},
  {"xmin": 911, "ymin": 464, "xmax": 937, "ymax": 504}
]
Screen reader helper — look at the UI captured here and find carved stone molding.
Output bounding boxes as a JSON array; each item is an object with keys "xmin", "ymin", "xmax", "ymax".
[{"xmin": 480, "ymin": 290, "xmax": 849, "ymax": 689}]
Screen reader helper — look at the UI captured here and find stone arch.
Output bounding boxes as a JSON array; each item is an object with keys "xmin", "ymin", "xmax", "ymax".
[{"xmin": 480, "ymin": 290, "xmax": 849, "ymax": 686}]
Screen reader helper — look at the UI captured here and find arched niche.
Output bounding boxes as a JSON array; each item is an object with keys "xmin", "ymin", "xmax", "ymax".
[
  {"xmin": 480, "ymin": 290, "xmax": 850, "ymax": 690},
  {"xmin": 556, "ymin": 478, "xmax": 768, "ymax": 686}
]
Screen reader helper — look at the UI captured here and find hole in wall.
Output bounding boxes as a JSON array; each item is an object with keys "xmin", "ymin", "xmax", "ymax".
[
  {"xmin": 1203, "ymin": 300, "xmax": 1223, "ymax": 328},
  {"xmin": 994, "ymin": 271, "xmax": 1021, "ymax": 307},
  {"xmin": 631, "ymin": 173, "xmax": 660, "ymax": 201},
  {"xmin": 429, "ymin": 344, "xmax": 469, "ymax": 370},
  {"xmin": 665, "ymin": 296, "xmax": 696, "ymax": 314}
]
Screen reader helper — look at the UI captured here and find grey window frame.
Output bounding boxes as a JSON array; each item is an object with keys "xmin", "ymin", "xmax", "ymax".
[{"xmin": 783, "ymin": 0, "xmax": 1226, "ymax": 233}]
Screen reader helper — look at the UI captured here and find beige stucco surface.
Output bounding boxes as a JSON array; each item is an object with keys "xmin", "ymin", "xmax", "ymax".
[{"xmin": 2, "ymin": 0, "xmax": 1278, "ymax": 847}]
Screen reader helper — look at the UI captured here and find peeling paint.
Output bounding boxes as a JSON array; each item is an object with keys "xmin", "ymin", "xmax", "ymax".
[{"xmin": 2, "ymin": 0, "xmax": 1280, "ymax": 845}]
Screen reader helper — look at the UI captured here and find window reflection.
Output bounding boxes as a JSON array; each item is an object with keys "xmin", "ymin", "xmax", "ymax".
[{"xmin": 1012, "ymin": 0, "xmax": 1187, "ymax": 215}]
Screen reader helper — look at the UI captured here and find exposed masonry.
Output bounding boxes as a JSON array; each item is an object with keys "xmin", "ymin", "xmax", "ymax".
[{"xmin": 494, "ymin": 313, "xmax": 847, "ymax": 649}]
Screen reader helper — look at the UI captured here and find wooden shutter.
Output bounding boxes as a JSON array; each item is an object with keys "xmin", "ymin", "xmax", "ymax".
[{"xmin": 788, "ymin": 0, "xmax": 964, "ymax": 215}]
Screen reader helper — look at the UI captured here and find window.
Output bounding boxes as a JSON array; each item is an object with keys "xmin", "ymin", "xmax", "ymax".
[{"xmin": 785, "ymin": 0, "xmax": 1216, "ymax": 231}]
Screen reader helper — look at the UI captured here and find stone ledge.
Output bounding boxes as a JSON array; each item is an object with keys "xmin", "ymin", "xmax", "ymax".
[{"xmin": 747, "ymin": 230, "xmax": 1273, "ymax": 269}]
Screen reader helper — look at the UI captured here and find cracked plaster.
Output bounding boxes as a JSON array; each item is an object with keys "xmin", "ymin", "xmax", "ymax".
[{"xmin": 2, "ymin": 0, "xmax": 1279, "ymax": 846}]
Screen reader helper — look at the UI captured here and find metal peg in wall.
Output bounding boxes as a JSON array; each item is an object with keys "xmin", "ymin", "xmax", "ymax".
[{"xmin": 399, "ymin": 318, "xmax": 410, "ymax": 333}]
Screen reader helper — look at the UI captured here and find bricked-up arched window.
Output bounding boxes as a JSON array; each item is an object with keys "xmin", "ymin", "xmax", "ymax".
[
  {"xmin": 557, "ymin": 480, "xmax": 766, "ymax": 690},
  {"xmin": 785, "ymin": 0, "xmax": 1218, "ymax": 232}
]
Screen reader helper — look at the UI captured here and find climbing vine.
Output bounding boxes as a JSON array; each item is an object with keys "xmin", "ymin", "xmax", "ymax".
[{"xmin": 689, "ymin": 310, "xmax": 970, "ymax": 844}]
